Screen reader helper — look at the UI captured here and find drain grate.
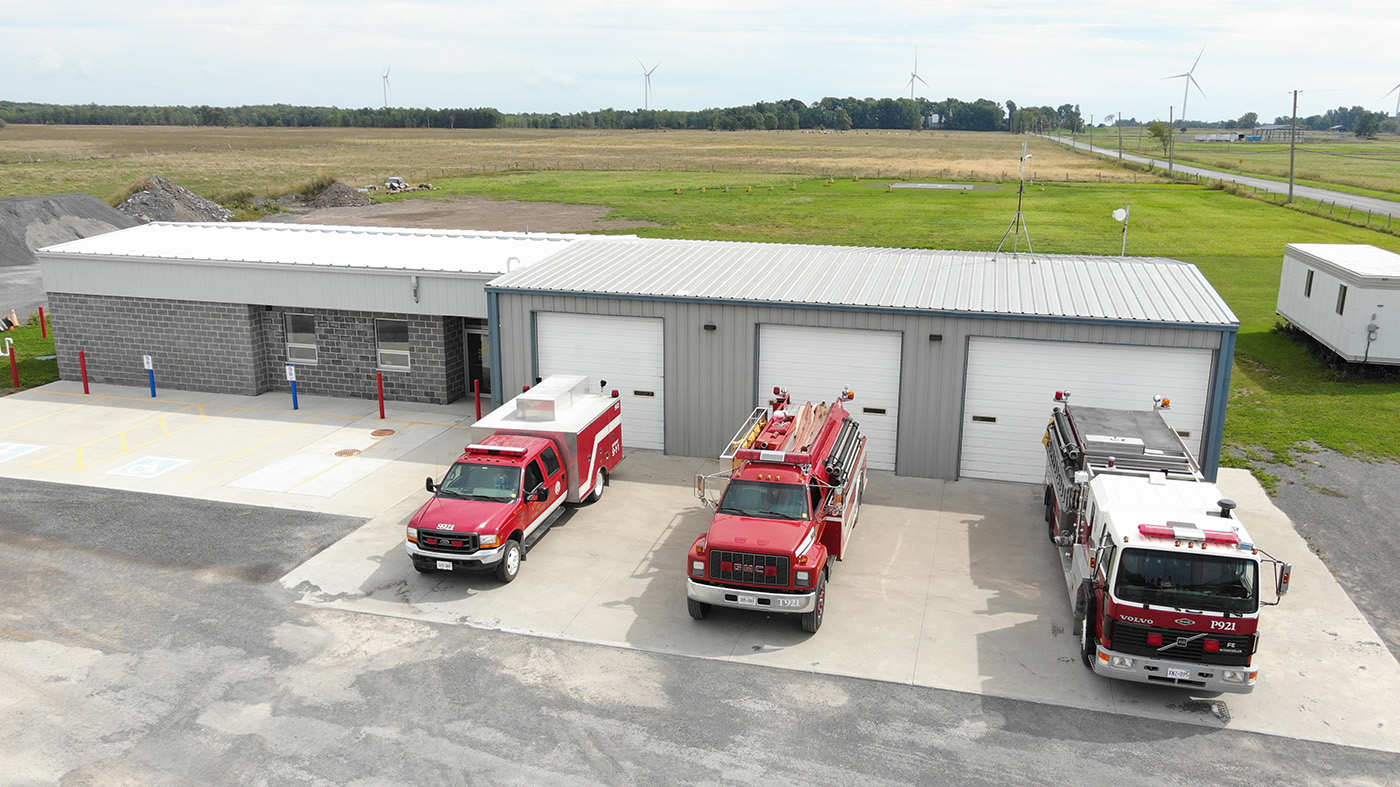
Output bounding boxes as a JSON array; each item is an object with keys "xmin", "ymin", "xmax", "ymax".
[
  {"xmin": 371, "ymin": 429, "xmax": 395, "ymax": 437},
  {"xmin": 335, "ymin": 449, "xmax": 362, "ymax": 457}
]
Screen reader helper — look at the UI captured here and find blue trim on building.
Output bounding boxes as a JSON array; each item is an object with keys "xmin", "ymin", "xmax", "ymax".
[
  {"xmin": 486, "ymin": 291, "xmax": 503, "ymax": 411},
  {"xmin": 1201, "ymin": 327, "xmax": 1238, "ymax": 482}
]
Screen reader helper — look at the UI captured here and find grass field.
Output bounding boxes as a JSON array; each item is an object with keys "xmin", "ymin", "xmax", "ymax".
[
  {"xmin": 3, "ymin": 124, "xmax": 1399, "ymax": 483},
  {"xmin": 0, "ymin": 325, "xmax": 58, "ymax": 396}
]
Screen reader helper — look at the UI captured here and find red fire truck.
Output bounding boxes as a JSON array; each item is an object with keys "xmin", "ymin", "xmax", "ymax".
[
  {"xmin": 1043, "ymin": 391, "xmax": 1292, "ymax": 693},
  {"xmin": 687, "ymin": 387, "xmax": 869, "ymax": 633},
  {"xmin": 405, "ymin": 375, "xmax": 623, "ymax": 582}
]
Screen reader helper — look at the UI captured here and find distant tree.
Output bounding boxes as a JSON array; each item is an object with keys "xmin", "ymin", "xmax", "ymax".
[
  {"xmin": 779, "ymin": 110, "xmax": 799, "ymax": 130},
  {"xmin": 1354, "ymin": 110, "xmax": 1383, "ymax": 138},
  {"xmin": 1147, "ymin": 120, "xmax": 1172, "ymax": 154},
  {"xmin": 1236, "ymin": 112, "xmax": 1258, "ymax": 129},
  {"xmin": 1005, "ymin": 100, "xmax": 1018, "ymax": 132},
  {"xmin": 833, "ymin": 108, "xmax": 852, "ymax": 131},
  {"xmin": 763, "ymin": 112, "xmax": 778, "ymax": 130}
]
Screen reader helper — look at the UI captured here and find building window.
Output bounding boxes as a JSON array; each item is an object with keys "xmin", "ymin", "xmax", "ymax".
[
  {"xmin": 1304, "ymin": 269, "xmax": 1314, "ymax": 297},
  {"xmin": 1336, "ymin": 284, "xmax": 1348, "ymax": 315},
  {"xmin": 284, "ymin": 313, "xmax": 318, "ymax": 365},
  {"xmin": 376, "ymin": 318, "xmax": 411, "ymax": 371}
]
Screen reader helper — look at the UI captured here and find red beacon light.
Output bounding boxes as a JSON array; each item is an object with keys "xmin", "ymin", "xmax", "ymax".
[{"xmin": 1054, "ymin": 390, "xmax": 1070, "ymax": 402}]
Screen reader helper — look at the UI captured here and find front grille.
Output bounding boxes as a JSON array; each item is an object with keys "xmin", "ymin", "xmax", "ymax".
[
  {"xmin": 418, "ymin": 530, "xmax": 481, "ymax": 554},
  {"xmin": 709, "ymin": 550, "xmax": 789, "ymax": 587},
  {"xmin": 1112, "ymin": 620, "xmax": 1254, "ymax": 667}
]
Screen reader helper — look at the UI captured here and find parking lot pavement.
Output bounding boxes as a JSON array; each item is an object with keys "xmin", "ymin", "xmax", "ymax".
[{"xmin": 5, "ymin": 382, "xmax": 1399, "ymax": 753}]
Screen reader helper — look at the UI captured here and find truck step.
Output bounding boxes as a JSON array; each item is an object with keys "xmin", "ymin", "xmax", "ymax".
[{"xmin": 523, "ymin": 507, "xmax": 567, "ymax": 552}]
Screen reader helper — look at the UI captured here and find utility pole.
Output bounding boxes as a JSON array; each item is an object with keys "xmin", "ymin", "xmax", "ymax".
[
  {"xmin": 1288, "ymin": 89, "xmax": 1300, "ymax": 204},
  {"xmin": 1088, "ymin": 114, "xmax": 1094, "ymax": 152},
  {"xmin": 1168, "ymin": 106, "xmax": 1175, "ymax": 174},
  {"xmin": 1118, "ymin": 110, "xmax": 1123, "ymax": 160}
]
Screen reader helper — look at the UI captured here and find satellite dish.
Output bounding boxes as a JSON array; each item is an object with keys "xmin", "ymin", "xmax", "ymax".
[{"xmin": 1112, "ymin": 208, "xmax": 1129, "ymax": 222}]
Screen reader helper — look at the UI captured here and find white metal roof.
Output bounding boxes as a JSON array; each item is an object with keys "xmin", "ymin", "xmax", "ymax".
[
  {"xmin": 1287, "ymin": 243, "xmax": 1400, "ymax": 284},
  {"xmin": 39, "ymin": 221, "xmax": 588, "ymax": 276},
  {"xmin": 489, "ymin": 237, "xmax": 1239, "ymax": 327}
]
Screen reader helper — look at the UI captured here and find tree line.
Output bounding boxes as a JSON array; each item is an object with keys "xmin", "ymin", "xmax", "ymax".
[{"xmin": 0, "ymin": 102, "xmax": 503, "ymax": 129}]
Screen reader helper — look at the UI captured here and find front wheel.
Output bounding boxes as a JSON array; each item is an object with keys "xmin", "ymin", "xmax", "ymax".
[
  {"xmin": 495, "ymin": 539, "xmax": 522, "ymax": 583},
  {"xmin": 687, "ymin": 597, "xmax": 711, "ymax": 620},
  {"xmin": 800, "ymin": 574, "xmax": 827, "ymax": 633},
  {"xmin": 1079, "ymin": 599, "xmax": 1097, "ymax": 669}
]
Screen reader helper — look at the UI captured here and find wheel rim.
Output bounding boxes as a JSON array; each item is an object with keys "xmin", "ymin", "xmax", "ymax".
[
  {"xmin": 815, "ymin": 582, "xmax": 825, "ymax": 622},
  {"xmin": 505, "ymin": 544, "xmax": 520, "ymax": 575},
  {"xmin": 594, "ymin": 469, "xmax": 605, "ymax": 497}
]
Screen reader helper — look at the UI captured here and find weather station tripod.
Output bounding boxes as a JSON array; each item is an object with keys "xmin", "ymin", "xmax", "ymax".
[{"xmin": 996, "ymin": 142, "xmax": 1034, "ymax": 256}]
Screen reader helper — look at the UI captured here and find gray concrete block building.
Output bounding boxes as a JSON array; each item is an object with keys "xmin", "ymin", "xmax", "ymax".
[{"xmin": 39, "ymin": 223, "xmax": 1239, "ymax": 482}]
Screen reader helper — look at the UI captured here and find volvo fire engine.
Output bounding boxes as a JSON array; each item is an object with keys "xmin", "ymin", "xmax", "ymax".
[
  {"xmin": 1043, "ymin": 391, "xmax": 1292, "ymax": 693},
  {"xmin": 687, "ymin": 387, "xmax": 869, "ymax": 633},
  {"xmin": 405, "ymin": 375, "xmax": 623, "ymax": 582}
]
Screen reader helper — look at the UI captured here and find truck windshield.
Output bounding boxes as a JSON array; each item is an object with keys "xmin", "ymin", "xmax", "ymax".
[
  {"xmin": 717, "ymin": 480, "xmax": 810, "ymax": 520},
  {"xmin": 439, "ymin": 463, "xmax": 521, "ymax": 502},
  {"xmin": 1114, "ymin": 548, "xmax": 1258, "ymax": 615}
]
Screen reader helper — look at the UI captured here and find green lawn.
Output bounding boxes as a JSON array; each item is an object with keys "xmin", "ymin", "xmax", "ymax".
[{"xmin": 0, "ymin": 324, "xmax": 58, "ymax": 395}]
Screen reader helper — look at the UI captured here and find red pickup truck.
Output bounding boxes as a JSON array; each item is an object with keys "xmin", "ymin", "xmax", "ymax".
[{"xmin": 405, "ymin": 375, "xmax": 623, "ymax": 582}]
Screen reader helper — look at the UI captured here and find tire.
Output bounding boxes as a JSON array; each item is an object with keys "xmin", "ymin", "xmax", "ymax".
[
  {"xmin": 1079, "ymin": 598, "xmax": 1097, "ymax": 669},
  {"xmin": 687, "ymin": 597, "xmax": 711, "ymax": 620},
  {"xmin": 587, "ymin": 467, "xmax": 606, "ymax": 503},
  {"xmin": 495, "ymin": 539, "xmax": 522, "ymax": 583},
  {"xmin": 801, "ymin": 573, "xmax": 827, "ymax": 633}
]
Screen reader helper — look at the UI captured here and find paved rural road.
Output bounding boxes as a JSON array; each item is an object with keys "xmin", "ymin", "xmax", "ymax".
[
  {"xmin": 1042, "ymin": 135, "xmax": 1400, "ymax": 220},
  {"xmin": 3, "ymin": 477, "xmax": 1398, "ymax": 785}
]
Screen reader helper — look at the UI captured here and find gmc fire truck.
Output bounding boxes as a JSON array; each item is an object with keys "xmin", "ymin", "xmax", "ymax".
[
  {"xmin": 1043, "ymin": 391, "xmax": 1291, "ymax": 693},
  {"xmin": 405, "ymin": 375, "xmax": 623, "ymax": 582},
  {"xmin": 687, "ymin": 387, "xmax": 869, "ymax": 633}
]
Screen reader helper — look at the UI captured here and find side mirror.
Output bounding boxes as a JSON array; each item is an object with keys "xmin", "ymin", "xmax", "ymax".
[
  {"xmin": 425, "ymin": 477, "xmax": 437, "ymax": 493},
  {"xmin": 530, "ymin": 484, "xmax": 547, "ymax": 502},
  {"xmin": 1277, "ymin": 562, "xmax": 1292, "ymax": 597}
]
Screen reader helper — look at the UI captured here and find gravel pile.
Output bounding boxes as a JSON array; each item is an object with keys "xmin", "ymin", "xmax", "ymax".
[
  {"xmin": 309, "ymin": 180, "xmax": 373, "ymax": 209},
  {"xmin": 116, "ymin": 175, "xmax": 233, "ymax": 223},
  {"xmin": 0, "ymin": 193, "xmax": 137, "ymax": 267}
]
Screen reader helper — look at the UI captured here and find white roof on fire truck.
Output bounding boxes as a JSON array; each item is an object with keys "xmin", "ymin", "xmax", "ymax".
[{"xmin": 1090, "ymin": 473, "xmax": 1256, "ymax": 548}]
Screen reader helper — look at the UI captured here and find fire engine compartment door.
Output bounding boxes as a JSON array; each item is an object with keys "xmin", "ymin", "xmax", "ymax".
[
  {"xmin": 534, "ymin": 313, "xmax": 665, "ymax": 451},
  {"xmin": 959, "ymin": 337, "xmax": 1213, "ymax": 483},
  {"xmin": 757, "ymin": 324, "xmax": 901, "ymax": 471}
]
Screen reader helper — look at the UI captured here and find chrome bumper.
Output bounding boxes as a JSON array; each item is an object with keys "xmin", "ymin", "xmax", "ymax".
[
  {"xmin": 687, "ymin": 579, "xmax": 816, "ymax": 613},
  {"xmin": 406, "ymin": 540, "xmax": 504, "ymax": 569},
  {"xmin": 1089, "ymin": 644, "xmax": 1258, "ymax": 694}
]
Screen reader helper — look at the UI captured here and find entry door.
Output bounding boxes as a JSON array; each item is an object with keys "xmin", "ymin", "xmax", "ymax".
[
  {"xmin": 535, "ymin": 313, "xmax": 665, "ymax": 451},
  {"xmin": 465, "ymin": 328, "xmax": 491, "ymax": 397},
  {"xmin": 959, "ymin": 337, "xmax": 1215, "ymax": 483},
  {"xmin": 757, "ymin": 325, "xmax": 902, "ymax": 471}
]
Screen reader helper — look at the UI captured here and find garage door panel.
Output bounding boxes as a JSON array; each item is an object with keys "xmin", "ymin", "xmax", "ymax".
[
  {"xmin": 960, "ymin": 337, "xmax": 1213, "ymax": 483},
  {"xmin": 758, "ymin": 325, "xmax": 901, "ymax": 471},
  {"xmin": 535, "ymin": 313, "xmax": 664, "ymax": 451}
]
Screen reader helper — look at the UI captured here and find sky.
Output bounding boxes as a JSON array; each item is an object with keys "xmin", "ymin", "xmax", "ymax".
[{"xmin": 5, "ymin": 1, "xmax": 1400, "ymax": 124}]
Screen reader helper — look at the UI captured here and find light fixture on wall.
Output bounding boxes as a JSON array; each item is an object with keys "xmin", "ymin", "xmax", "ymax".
[
  {"xmin": 929, "ymin": 333, "xmax": 942, "ymax": 342},
  {"xmin": 703, "ymin": 323, "xmax": 717, "ymax": 331},
  {"xmin": 410, "ymin": 275, "xmax": 420, "ymax": 303}
]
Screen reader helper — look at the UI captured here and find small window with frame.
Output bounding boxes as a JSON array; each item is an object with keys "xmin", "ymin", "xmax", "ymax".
[
  {"xmin": 284, "ymin": 313, "xmax": 318, "ymax": 365},
  {"xmin": 1336, "ymin": 284, "xmax": 1348, "ymax": 315},
  {"xmin": 540, "ymin": 446, "xmax": 561, "ymax": 476},
  {"xmin": 376, "ymin": 318, "xmax": 411, "ymax": 371},
  {"xmin": 1304, "ymin": 269, "xmax": 1314, "ymax": 297}
]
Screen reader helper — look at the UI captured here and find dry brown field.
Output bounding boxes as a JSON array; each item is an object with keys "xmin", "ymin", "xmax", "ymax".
[{"xmin": 0, "ymin": 125, "xmax": 1155, "ymax": 202}]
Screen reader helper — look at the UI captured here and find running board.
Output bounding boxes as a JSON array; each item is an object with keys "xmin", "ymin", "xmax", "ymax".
[{"xmin": 522, "ymin": 507, "xmax": 567, "ymax": 553}]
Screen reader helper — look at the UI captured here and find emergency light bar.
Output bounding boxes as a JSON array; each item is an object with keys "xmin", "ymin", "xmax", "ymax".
[
  {"xmin": 465, "ymin": 443, "xmax": 529, "ymax": 456},
  {"xmin": 1138, "ymin": 523, "xmax": 1241, "ymax": 546},
  {"xmin": 734, "ymin": 448, "xmax": 813, "ymax": 466}
]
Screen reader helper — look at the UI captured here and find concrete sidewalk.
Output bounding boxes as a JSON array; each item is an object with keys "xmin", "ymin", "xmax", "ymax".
[{"xmin": 3, "ymin": 381, "xmax": 1398, "ymax": 752}]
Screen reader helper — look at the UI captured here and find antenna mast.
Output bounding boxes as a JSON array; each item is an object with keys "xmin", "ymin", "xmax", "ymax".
[{"xmin": 996, "ymin": 142, "xmax": 1034, "ymax": 256}]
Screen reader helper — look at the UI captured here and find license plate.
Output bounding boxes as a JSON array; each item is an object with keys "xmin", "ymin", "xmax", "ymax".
[
  {"xmin": 436, "ymin": 560, "xmax": 453, "ymax": 571},
  {"xmin": 1166, "ymin": 667, "xmax": 1191, "ymax": 680},
  {"xmin": 733, "ymin": 594, "xmax": 758, "ymax": 606}
]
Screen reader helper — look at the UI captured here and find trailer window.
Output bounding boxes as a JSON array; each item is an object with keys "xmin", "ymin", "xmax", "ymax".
[
  {"xmin": 540, "ymin": 446, "xmax": 561, "ymax": 476},
  {"xmin": 1114, "ymin": 548, "xmax": 1258, "ymax": 614},
  {"xmin": 1304, "ymin": 269, "xmax": 1314, "ymax": 297},
  {"xmin": 717, "ymin": 480, "xmax": 811, "ymax": 521},
  {"xmin": 1336, "ymin": 284, "xmax": 1348, "ymax": 315},
  {"xmin": 439, "ymin": 463, "xmax": 521, "ymax": 501}
]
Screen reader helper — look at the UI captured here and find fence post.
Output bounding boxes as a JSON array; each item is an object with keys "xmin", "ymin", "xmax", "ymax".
[
  {"xmin": 79, "ymin": 350, "xmax": 90, "ymax": 394},
  {"xmin": 39, "ymin": 307, "xmax": 47, "ymax": 338},
  {"xmin": 377, "ymin": 372, "xmax": 386, "ymax": 419}
]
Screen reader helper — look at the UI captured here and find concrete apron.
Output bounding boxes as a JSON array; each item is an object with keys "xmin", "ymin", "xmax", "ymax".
[{"xmin": 3, "ymin": 382, "xmax": 1397, "ymax": 752}]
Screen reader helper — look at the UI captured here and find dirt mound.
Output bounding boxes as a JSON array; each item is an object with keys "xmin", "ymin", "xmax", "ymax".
[
  {"xmin": 309, "ymin": 180, "xmax": 373, "ymax": 209},
  {"xmin": 116, "ymin": 175, "xmax": 233, "ymax": 224},
  {"xmin": 0, "ymin": 193, "xmax": 138, "ymax": 268}
]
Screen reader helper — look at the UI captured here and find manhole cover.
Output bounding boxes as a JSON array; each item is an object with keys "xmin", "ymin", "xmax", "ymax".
[
  {"xmin": 335, "ymin": 449, "xmax": 362, "ymax": 457},
  {"xmin": 371, "ymin": 429, "xmax": 396, "ymax": 437}
]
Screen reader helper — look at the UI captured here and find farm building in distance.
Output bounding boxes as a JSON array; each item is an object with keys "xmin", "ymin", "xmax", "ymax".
[
  {"xmin": 1277, "ymin": 243, "xmax": 1400, "ymax": 365},
  {"xmin": 38, "ymin": 223, "xmax": 1239, "ymax": 482}
]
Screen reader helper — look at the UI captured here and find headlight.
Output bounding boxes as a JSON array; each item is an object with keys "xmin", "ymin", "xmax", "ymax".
[
  {"xmin": 796, "ymin": 570, "xmax": 811, "ymax": 587},
  {"xmin": 480, "ymin": 534, "xmax": 500, "ymax": 548},
  {"xmin": 1223, "ymin": 670, "xmax": 1244, "ymax": 683},
  {"xmin": 691, "ymin": 560, "xmax": 705, "ymax": 577},
  {"xmin": 406, "ymin": 527, "xmax": 418, "ymax": 543},
  {"xmin": 1110, "ymin": 656, "xmax": 1134, "ymax": 670}
]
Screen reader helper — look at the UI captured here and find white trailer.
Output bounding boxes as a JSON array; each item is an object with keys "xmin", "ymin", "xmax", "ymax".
[{"xmin": 1277, "ymin": 243, "xmax": 1400, "ymax": 365}]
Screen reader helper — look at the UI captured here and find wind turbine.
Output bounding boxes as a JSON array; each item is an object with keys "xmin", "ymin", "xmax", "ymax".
[
  {"xmin": 1164, "ymin": 47, "xmax": 1205, "ymax": 130},
  {"xmin": 381, "ymin": 67, "xmax": 391, "ymax": 109},
  {"xmin": 637, "ymin": 60, "xmax": 659, "ymax": 110},
  {"xmin": 904, "ymin": 46, "xmax": 929, "ymax": 100},
  {"xmin": 1385, "ymin": 82, "xmax": 1400, "ymax": 122}
]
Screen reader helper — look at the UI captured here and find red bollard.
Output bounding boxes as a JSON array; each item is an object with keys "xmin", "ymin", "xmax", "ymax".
[
  {"xmin": 8, "ymin": 345, "xmax": 17, "ymax": 388},
  {"xmin": 79, "ymin": 350, "xmax": 90, "ymax": 394},
  {"xmin": 39, "ymin": 307, "xmax": 47, "ymax": 339},
  {"xmin": 473, "ymin": 378, "xmax": 481, "ymax": 420},
  {"xmin": 377, "ymin": 372, "xmax": 386, "ymax": 419}
]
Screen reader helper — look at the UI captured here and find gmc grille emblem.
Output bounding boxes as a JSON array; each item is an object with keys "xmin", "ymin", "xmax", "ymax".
[{"xmin": 1175, "ymin": 618, "xmax": 1195, "ymax": 626}]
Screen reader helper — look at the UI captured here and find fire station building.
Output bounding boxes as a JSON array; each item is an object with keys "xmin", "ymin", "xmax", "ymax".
[{"xmin": 39, "ymin": 223, "xmax": 1238, "ymax": 483}]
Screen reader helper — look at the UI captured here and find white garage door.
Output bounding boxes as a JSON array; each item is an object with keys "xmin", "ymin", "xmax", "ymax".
[
  {"xmin": 535, "ymin": 313, "xmax": 665, "ymax": 451},
  {"xmin": 960, "ymin": 337, "xmax": 1215, "ymax": 483},
  {"xmin": 758, "ymin": 325, "xmax": 901, "ymax": 471}
]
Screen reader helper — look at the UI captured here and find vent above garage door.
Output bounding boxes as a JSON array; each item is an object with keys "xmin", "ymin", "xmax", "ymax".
[
  {"xmin": 960, "ymin": 337, "xmax": 1214, "ymax": 483},
  {"xmin": 757, "ymin": 324, "xmax": 901, "ymax": 471},
  {"xmin": 535, "ymin": 313, "xmax": 665, "ymax": 451}
]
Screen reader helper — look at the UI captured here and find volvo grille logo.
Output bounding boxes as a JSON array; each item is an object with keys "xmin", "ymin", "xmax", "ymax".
[{"xmin": 1175, "ymin": 618, "xmax": 1195, "ymax": 626}]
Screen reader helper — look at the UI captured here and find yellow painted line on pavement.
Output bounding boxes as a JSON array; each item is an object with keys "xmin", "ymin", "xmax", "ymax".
[
  {"xmin": 0, "ymin": 402, "xmax": 89, "ymax": 434},
  {"xmin": 179, "ymin": 415, "xmax": 334, "ymax": 481},
  {"xmin": 31, "ymin": 403, "xmax": 209, "ymax": 470},
  {"xmin": 286, "ymin": 422, "xmax": 415, "ymax": 492}
]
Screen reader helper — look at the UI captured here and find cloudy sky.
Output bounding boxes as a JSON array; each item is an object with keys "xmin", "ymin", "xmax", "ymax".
[{"xmin": 5, "ymin": 1, "xmax": 1398, "ymax": 123}]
